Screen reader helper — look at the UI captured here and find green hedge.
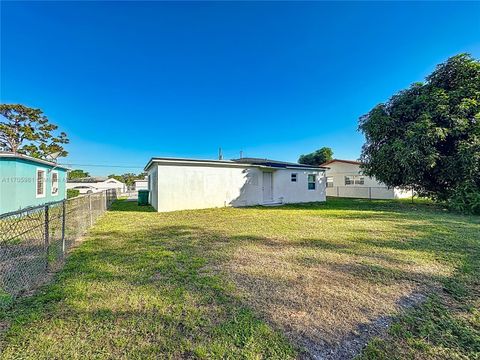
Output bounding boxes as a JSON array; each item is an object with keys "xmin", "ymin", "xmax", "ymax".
[{"xmin": 67, "ymin": 189, "xmax": 80, "ymax": 199}]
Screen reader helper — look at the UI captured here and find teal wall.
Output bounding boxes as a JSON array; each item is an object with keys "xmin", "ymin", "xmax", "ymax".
[{"xmin": 0, "ymin": 158, "xmax": 67, "ymax": 214}]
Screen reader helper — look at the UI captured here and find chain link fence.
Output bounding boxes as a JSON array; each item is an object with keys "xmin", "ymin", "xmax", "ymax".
[{"xmin": 0, "ymin": 189, "xmax": 118, "ymax": 298}]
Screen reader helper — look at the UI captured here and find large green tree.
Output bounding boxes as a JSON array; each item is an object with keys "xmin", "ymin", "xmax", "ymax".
[
  {"xmin": 359, "ymin": 54, "xmax": 480, "ymax": 213},
  {"xmin": 298, "ymin": 147, "xmax": 333, "ymax": 166},
  {"xmin": 68, "ymin": 169, "xmax": 90, "ymax": 180},
  {"xmin": 0, "ymin": 104, "xmax": 69, "ymax": 159}
]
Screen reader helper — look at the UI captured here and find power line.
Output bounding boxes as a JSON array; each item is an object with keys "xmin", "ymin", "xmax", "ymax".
[{"xmin": 59, "ymin": 163, "xmax": 145, "ymax": 169}]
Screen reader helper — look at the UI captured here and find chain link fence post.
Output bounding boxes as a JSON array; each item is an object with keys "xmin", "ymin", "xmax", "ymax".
[
  {"xmin": 89, "ymin": 194, "xmax": 93, "ymax": 226},
  {"xmin": 61, "ymin": 200, "xmax": 66, "ymax": 256},
  {"xmin": 44, "ymin": 204, "xmax": 50, "ymax": 270}
]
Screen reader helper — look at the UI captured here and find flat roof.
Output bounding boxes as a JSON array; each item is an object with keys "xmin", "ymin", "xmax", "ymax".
[
  {"xmin": 144, "ymin": 156, "xmax": 327, "ymax": 171},
  {"xmin": 0, "ymin": 152, "xmax": 70, "ymax": 170}
]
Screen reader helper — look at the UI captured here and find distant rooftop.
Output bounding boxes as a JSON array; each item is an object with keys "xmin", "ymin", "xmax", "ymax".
[
  {"xmin": 67, "ymin": 176, "xmax": 109, "ymax": 183},
  {"xmin": 232, "ymin": 157, "xmax": 326, "ymax": 169},
  {"xmin": 320, "ymin": 159, "xmax": 362, "ymax": 167}
]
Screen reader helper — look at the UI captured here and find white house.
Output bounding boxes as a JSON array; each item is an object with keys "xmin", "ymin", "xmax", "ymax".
[
  {"xmin": 67, "ymin": 177, "xmax": 126, "ymax": 194},
  {"xmin": 144, "ymin": 157, "xmax": 327, "ymax": 212},
  {"xmin": 133, "ymin": 178, "xmax": 148, "ymax": 191},
  {"xmin": 321, "ymin": 159, "xmax": 412, "ymax": 199}
]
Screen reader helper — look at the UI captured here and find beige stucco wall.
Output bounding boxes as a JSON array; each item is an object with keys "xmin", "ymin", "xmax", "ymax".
[
  {"xmin": 325, "ymin": 161, "xmax": 412, "ymax": 199},
  {"xmin": 147, "ymin": 164, "xmax": 326, "ymax": 212}
]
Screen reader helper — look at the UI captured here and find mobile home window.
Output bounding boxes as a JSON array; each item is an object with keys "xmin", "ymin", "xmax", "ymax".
[
  {"xmin": 307, "ymin": 174, "xmax": 316, "ymax": 190},
  {"xmin": 51, "ymin": 171, "xmax": 59, "ymax": 196},
  {"xmin": 36, "ymin": 169, "xmax": 46, "ymax": 197},
  {"xmin": 326, "ymin": 177, "xmax": 333, "ymax": 188},
  {"xmin": 291, "ymin": 173, "xmax": 297, "ymax": 182},
  {"xmin": 354, "ymin": 176, "xmax": 365, "ymax": 185},
  {"xmin": 345, "ymin": 175, "xmax": 364, "ymax": 185}
]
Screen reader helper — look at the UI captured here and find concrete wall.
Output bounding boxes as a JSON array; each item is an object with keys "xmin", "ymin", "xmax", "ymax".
[
  {"xmin": 148, "ymin": 164, "xmax": 326, "ymax": 212},
  {"xmin": 0, "ymin": 158, "xmax": 67, "ymax": 214},
  {"xmin": 149, "ymin": 167, "xmax": 158, "ymax": 211},
  {"xmin": 273, "ymin": 169, "xmax": 326, "ymax": 204}
]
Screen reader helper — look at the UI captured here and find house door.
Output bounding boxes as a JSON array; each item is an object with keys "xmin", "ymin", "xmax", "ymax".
[{"xmin": 262, "ymin": 172, "xmax": 273, "ymax": 203}]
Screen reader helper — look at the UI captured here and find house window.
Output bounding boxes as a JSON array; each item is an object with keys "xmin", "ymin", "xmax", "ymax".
[
  {"xmin": 36, "ymin": 169, "xmax": 46, "ymax": 198},
  {"xmin": 308, "ymin": 174, "xmax": 316, "ymax": 190},
  {"xmin": 354, "ymin": 176, "xmax": 365, "ymax": 185},
  {"xmin": 291, "ymin": 173, "xmax": 297, "ymax": 182},
  {"xmin": 51, "ymin": 171, "xmax": 59, "ymax": 196},
  {"xmin": 345, "ymin": 175, "xmax": 364, "ymax": 185},
  {"xmin": 326, "ymin": 177, "xmax": 333, "ymax": 188}
]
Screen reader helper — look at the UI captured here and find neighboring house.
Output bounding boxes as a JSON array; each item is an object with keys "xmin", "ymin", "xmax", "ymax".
[
  {"xmin": 133, "ymin": 178, "xmax": 148, "ymax": 191},
  {"xmin": 321, "ymin": 159, "xmax": 412, "ymax": 199},
  {"xmin": 145, "ymin": 157, "xmax": 327, "ymax": 212},
  {"xmin": 0, "ymin": 152, "xmax": 68, "ymax": 214},
  {"xmin": 67, "ymin": 177, "xmax": 126, "ymax": 194}
]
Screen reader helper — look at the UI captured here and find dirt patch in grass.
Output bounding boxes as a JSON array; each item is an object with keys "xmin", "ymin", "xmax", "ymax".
[{"xmin": 219, "ymin": 240, "xmax": 432, "ymax": 359}]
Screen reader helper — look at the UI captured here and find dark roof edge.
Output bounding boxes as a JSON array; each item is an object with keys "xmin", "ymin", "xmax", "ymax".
[
  {"xmin": 145, "ymin": 157, "xmax": 328, "ymax": 171},
  {"xmin": 320, "ymin": 159, "xmax": 362, "ymax": 167}
]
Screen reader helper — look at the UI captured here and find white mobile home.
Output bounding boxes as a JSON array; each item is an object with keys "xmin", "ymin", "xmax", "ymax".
[
  {"xmin": 133, "ymin": 179, "xmax": 148, "ymax": 191},
  {"xmin": 144, "ymin": 157, "xmax": 327, "ymax": 212},
  {"xmin": 322, "ymin": 159, "xmax": 412, "ymax": 199},
  {"xmin": 67, "ymin": 177, "xmax": 126, "ymax": 194}
]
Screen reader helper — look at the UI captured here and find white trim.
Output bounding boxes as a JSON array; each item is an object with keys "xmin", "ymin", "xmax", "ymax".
[
  {"xmin": 51, "ymin": 170, "xmax": 59, "ymax": 196},
  {"xmin": 36, "ymin": 168, "xmax": 46, "ymax": 198},
  {"xmin": 307, "ymin": 173, "xmax": 317, "ymax": 191},
  {"xmin": 0, "ymin": 152, "xmax": 69, "ymax": 170}
]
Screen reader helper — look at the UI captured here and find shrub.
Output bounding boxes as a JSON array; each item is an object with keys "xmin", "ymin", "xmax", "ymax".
[
  {"xmin": 67, "ymin": 189, "xmax": 80, "ymax": 199},
  {"xmin": 447, "ymin": 182, "xmax": 480, "ymax": 215}
]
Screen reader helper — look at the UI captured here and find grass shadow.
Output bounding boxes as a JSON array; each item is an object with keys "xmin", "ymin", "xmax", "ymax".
[{"xmin": 109, "ymin": 199, "xmax": 156, "ymax": 212}]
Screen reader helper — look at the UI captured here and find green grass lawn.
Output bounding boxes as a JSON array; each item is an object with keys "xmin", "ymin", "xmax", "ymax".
[{"xmin": 1, "ymin": 198, "xmax": 479, "ymax": 359}]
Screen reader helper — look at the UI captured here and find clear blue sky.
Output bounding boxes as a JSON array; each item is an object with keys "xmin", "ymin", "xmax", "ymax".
[{"xmin": 1, "ymin": 1, "xmax": 479, "ymax": 175}]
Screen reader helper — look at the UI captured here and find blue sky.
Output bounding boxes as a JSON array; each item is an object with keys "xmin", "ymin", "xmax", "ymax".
[{"xmin": 1, "ymin": 1, "xmax": 479, "ymax": 175}]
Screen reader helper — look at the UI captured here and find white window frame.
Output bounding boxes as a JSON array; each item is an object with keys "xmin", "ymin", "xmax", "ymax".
[
  {"xmin": 354, "ymin": 176, "xmax": 365, "ymax": 185},
  {"xmin": 326, "ymin": 177, "xmax": 334, "ymax": 188},
  {"xmin": 51, "ymin": 170, "xmax": 59, "ymax": 196},
  {"xmin": 307, "ymin": 174, "xmax": 316, "ymax": 190},
  {"xmin": 36, "ymin": 168, "xmax": 46, "ymax": 198},
  {"xmin": 291, "ymin": 173, "xmax": 297, "ymax": 182},
  {"xmin": 345, "ymin": 175, "xmax": 364, "ymax": 185}
]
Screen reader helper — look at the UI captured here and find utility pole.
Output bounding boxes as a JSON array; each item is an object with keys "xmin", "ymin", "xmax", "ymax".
[{"xmin": 218, "ymin": 147, "xmax": 223, "ymax": 160}]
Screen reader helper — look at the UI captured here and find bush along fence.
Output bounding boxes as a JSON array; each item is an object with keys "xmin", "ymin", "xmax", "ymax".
[{"xmin": 0, "ymin": 189, "xmax": 118, "ymax": 300}]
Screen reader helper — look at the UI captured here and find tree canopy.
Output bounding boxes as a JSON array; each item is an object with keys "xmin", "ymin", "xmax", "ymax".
[
  {"xmin": 298, "ymin": 147, "xmax": 333, "ymax": 166},
  {"xmin": 68, "ymin": 169, "xmax": 90, "ymax": 180},
  {"xmin": 359, "ymin": 54, "xmax": 480, "ymax": 213},
  {"xmin": 108, "ymin": 172, "xmax": 147, "ymax": 187},
  {"xmin": 0, "ymin": 104, "xmax": 69, "ymax": 159}
]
